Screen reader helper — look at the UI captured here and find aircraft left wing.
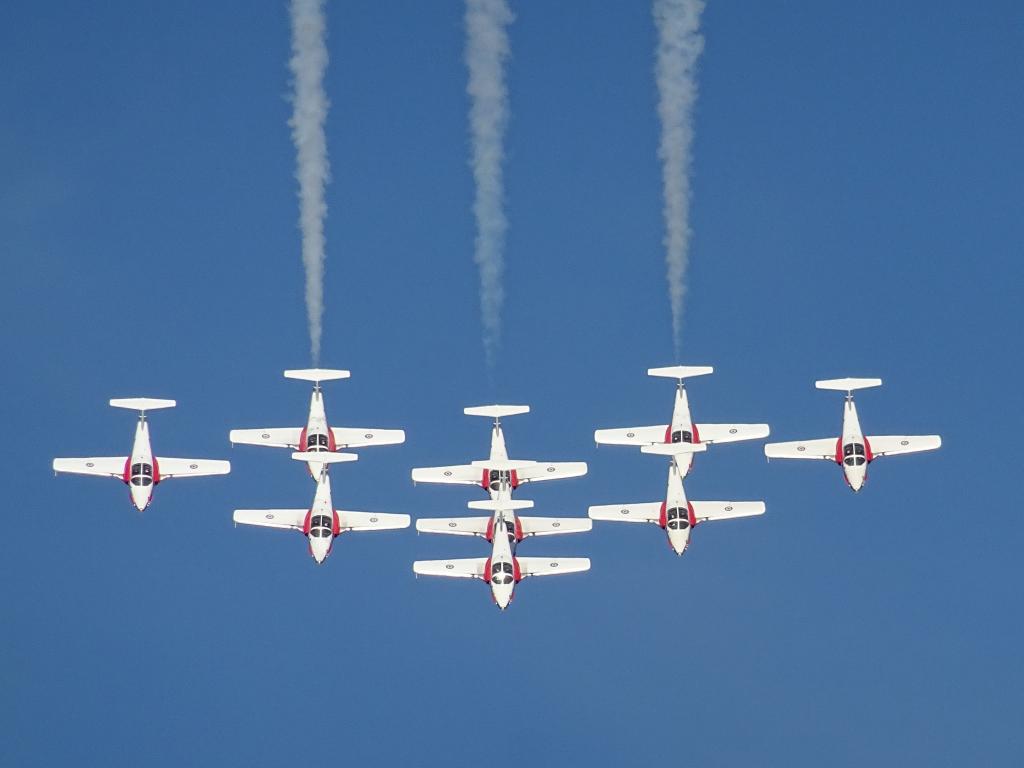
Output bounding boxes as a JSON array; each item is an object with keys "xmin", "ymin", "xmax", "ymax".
[
  {"xmin": 514, "ymin": 462, "xmax": 588, "ymax": 483},
  {"xmin": 52, "ymin": 457, "xmax": 127, "ymax": 478},
  {"xmin": 518, "ymin": 516, "xmax": 592, "ymax": 537},
  {"xmin": 588, "ymin": 502, "xmax": 663, "ymax": 524},
  {"xmin": 411, "ymin": 464, "xmax": 482, "ymax": 486},
  {"xmin": 413, "ymin": 558, "xmax": 487, "ymax": 579},
  {"xmin": 764, "ymin": 438, "xmax": 837, "ymax": 461},
  {"xmin": 594, "ymin": 425, "xmax": 668, "ymax": 446},
  {"xmin": 233, "ymin": 509, "xmax": 307, "ymax": 531},
  {"xmin": 866, "ymin": 435, "xmax": 942, "ymax": 458},
  {"xmin": 229, "ymin": 428, "xmax": 302, "ymax": 449},
  {"xmin": 691, "ymin": 501, "xmax": 766, "ymax": 522},
  {"xmin": 156, "ymin": 458, "xmax": 231, "ymax": 479},
  {"xmin": 516, "ymin": 557, "xmax": 591, "ymax": 578},
  {"xmin": 336, "ymin": 511, "xmax": 410, "ymax": 532},
  {"xmin": 331, "ymin": 427, "xmax": 406, "ymax": 449},
  {"xmin": 695, "ymin": 423, "xmax": 770, "ymax": 444}
]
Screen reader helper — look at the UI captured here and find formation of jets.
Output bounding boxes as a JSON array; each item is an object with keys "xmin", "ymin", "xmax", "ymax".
[{"xmin": 52, "ymin": 366, "xmax": 942, "ymax": 609}]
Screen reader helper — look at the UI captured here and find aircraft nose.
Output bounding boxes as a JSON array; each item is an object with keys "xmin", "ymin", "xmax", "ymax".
[{"xmin": 130, "ymin": 486, "xmax": 150, "ymax": 511}]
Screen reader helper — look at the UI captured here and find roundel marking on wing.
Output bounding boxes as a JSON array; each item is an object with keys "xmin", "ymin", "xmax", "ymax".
[
  {"xmin": 797, "ymin": 446, "xmax": 806, "ymax": 452},
  {"xmin": 262, "ymin": 433, "xmax": 270, "ymax": 439},
  {"xmin": 445, "ymin": 564, "xmax": 454, "ymax": 570},
  {"xmin": 546, "ymin": 466, "xmax": 555, "ymax": 472},
  {"xmin": 626, "ymin": 432, "xmax": 636, "ymax": 438},
  {"xmin": 448, "ymin": 522, "xmax": 457, "ymax": 528},
  {"xmin": 729, "ymin": 428, "xmax": 738, "ymax": 434},
  {"xmin": 443, "ymin": 471, "xmax": 453, "ymax": 476},
  {"xmin": 189, "ymin": 463, "xmax": 199, "ymax": 469},
  {"xmin": 620, "ymin": 508, "xmax": 630, "ymax": 515},
  {"xmin": 364, "ymin": 433, "xmax": 373, "ymax": 439},
  {"xmin": 549, "ymin": 562, "xmax": 559, "ymax": 568},
  {"xmin": 725, "ymin": 505, "xmax": 734, "ymax": 512},
  {"xmin": 901, "ymin": 440, "xmax": 909, "ymax": 446},
  {"xmin": 552, "ymin": 521, "xmax": 561, "ymax": 528},
  {"xmin": 265, "ymin": 514, "xmax": 275, "ymax": 520},
  {"xmin": 86, "ymin": 462, "xmax": 95, "ymax": 467},
  {"xmin": 370, "ymin": 517, "xmax": 379, "ymax": 523}
]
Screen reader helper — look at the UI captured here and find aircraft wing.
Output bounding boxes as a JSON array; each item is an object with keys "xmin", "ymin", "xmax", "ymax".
[
  {"xmin": 763, "ymin": 438, "xmax": 837, "ymax": 461},
  {"xmin": 416, "ymin": 517, "xmax": 491, "ymax": 537},
  {"xmin": 233, "ymin": 509, "xmax": 307, "ymax": 531},
  {"xmin": 514, "ymin": 462, "xmax": 588, "ymax": 484},
  {"xmin": 518, "ymin": 516, "xmax": 592, "ymax": 537},
  {"xmin": 516, "ymin": 557, "xmax": 591, "ymax": 578},
  {"xmin": 336, "ymin": 511, "xmax": 410, "ymax": 532},
  {"xmin": 695, "ymin": 423, "xmax": 770, "ymax": 444},
  {"xmin": 53, "ymin": 457, "xmax": 127, "ymax": 478},
  {"xmin": 157, "ymin": 458, "xmax": 231, "ymax": 479},
  {"xmin": 691, "ymin": 501, "xmax": 765, "ymax": 522},
  {"xmin": 229, "ymin": 428, "xmax": 302, "ymax": 449},
  {"xmin": 866, "ymin": 435, "xmax": 942, "ymax": 458},
  {"xmin": 411, "ymin": 464, "xmax": 482, "ymax": 486},
  {"xmin": 588, "ymin": 502, "xmax": 663, "ymax": 524},
  {"xmin": 413, "ymin": 558, "xmax": 487, "ymax": 579},
  {"xmin": 331, "ymin": 427, "xmax": 406, "ymax": 449},
  {"xmin": 594, "ymin": 425, "xmax": 667, "ymax": 446}
]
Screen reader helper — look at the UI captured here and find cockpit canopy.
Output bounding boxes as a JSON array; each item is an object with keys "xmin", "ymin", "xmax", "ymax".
[
  {"xmin": 130, "ymin": 462, "xmax": 153, "ymax": 487},
  {"xmin": 306, "ymin": 433, "xmax": 330, "ymax": 452},
  {"xmin": 488, "ymin": 469, "xmax": 513, "ymax": 492},
  {"xmin": 665, "ymin": 506, "xmax": 690, "ymax": 531},
  {"xmin": 310, "ymin": 513, "xmax": 332, "ymax": 538},
  {"xmin": 670, "ymin": 430, "xmax": 694, "ymax": 444},
  {"xmin": 491, "ymin": 561, "xmax": 514, "ymax": 585},
  {"xmin": 843, "ymin": 443, "xmax": 867, "ymax": 467}
]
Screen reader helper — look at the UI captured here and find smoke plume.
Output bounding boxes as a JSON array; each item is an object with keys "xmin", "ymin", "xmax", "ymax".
[
  {"xmin": 465, "ymin": 0, "xmax": 513, "ymax": 367},
  {"xmin": 654, "ymin": 0, "xmax": 704, "ymax": 358},
  {"xmin": 289, "ymin": 0, "xmax": 330, "ymax": 364}
]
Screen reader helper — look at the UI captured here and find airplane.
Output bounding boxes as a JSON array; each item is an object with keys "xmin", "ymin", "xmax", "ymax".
[
  {"xmin": 594, "ymin": 366, "xmax": 770, "ymax": 477},
  {"xmin": 410, "ymin": 405, "xmax": 587, "ymax": 499},
  {"xmin": 413, "ymin": 500, "xmax": 590, "ymax": 610},
  {"xmin": 233, "ymin": 452, "xmax": 410, "ymax": 564},
  {"xmin": 53, "ymin": 398, "xmax": 231, "ymax": 511},
  {"xmin": 763, "ymin": 378, "xmax": 942, "ymax": 492},
  {"xmin": 229, "ymin": 368, "xmax": 405, "ymax": 478},
  {"xmin": 589, "ymin": 444, "xmax": 765, "ymax": 556}
]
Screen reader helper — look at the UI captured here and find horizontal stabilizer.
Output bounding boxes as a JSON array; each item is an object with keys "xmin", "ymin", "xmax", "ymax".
[
  {"xmin": 641, "ymin": 443, "xmax": 708, "ymax": 456},
  {"xmin": 518, "ymin": 516, "xmax": 592, "ymax": 537},
  {"xmin": 283, "ymin": 368, "xmax": 350, "ymax": 383},
  {"xmin": 815, "ymin": 377, "xmax": 882, "ymax": 392},
  {"xmin": 648, "ymin": 365, "xmax": 714, "ymax": 380},
  {"xmin": 109, "ymin": 398, "xmax": 176, "ymax": 412},
  {"xmin": 290, "ymin": 451, "xmax": 358, "ymax": 464},
  {"xmin": 467, "ymin": 499, "xmax": 534, "ymax": 511},
  {"xmin": 470, "ymin": 459, "xmax": 537, "ymax": 471},
  {"xmin": 464, "ymin": 405, "xmax": 530, "ymax": 419}
]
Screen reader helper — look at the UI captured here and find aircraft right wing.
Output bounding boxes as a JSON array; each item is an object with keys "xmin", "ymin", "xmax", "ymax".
[
  {"xmin": 336, "ymin": 511, "xmax": 411, "ymax": 532},
  {"xmin": 413, "ymin": 558, "xmax": 488, "ymax": 579},
  {"xmin": 518, "ymin": 516, "xmax": 592, "ymax": 537},
  {"xmin": 229, "ymin": 428, "xmax": 303, "ymax": 449},
  {"xmin": 52, "ymin": 457, "xmax": 127, "ymax": 478},
  {"xmin": 516, "ymin": 557, "xmax": 591, "ymax": 578},
  {"xmin": 411, "ymin": 465, "xmax": 482, "ymax": 486},
  {"xmin": 514, "ymin": 462, "xmax": 588, "ymax": 483},
  {"xmin": 331, "ymin": 427, "xmax": 406, "ymax": 449},
  {"xmin": 866, "ymin": 435, "xmax": 942, "ymax": 458},
  {"xmin": 233, "ymin": 509, "xmax": 307, "ymax": 531},
  {"xmin": 763, "ymin": 438, "xmax": 837, "ymax": 461},
  {"xmin": 157, "ymin": 458, "xmax": 231, "ymax": 479},
  {"xmin": 588, "ymin": 502, "xmax": 663, "ymax": 524},
  {"xmin": 594, "ymin": 425, "xmax": 668, "ymax": 446},
  {"xmin": 416, "ymin": 517, "xmax": 492, "ymax": 537},
  {"xmin": 695, "ymin": 423, "xmax": 771, "ymax": 444},
  {"xmin": 690, "ymin": 501, "xmax": 766, "ymax": 522}
]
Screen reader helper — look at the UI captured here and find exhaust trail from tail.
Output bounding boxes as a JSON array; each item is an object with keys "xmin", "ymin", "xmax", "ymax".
[
  {"xmin": 288, "ymin": 0, "xmax": 330, "ymax": 364},
  {"xmin": 465, "ymin": 0, "xmax": 513, "ymax": 367},
  {"xmin": 653, "ymin": 0, "xmax": 704, "ymax": 358}
]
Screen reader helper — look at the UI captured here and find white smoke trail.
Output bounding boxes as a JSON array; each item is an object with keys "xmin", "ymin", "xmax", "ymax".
[
  {"xmin": 288, "ymin": 0, "xmax": 330, "ymax": 364},
  {"xmin": 465, "ymin": 0, "xmax": 513, "ymax": 367},
  {"xmin": 654, "ymin": 0, "xmax": 704, "ymax": 358}
]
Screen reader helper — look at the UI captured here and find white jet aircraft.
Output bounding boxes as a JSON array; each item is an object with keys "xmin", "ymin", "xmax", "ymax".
[
  {"xmin": 414, "ymin": 500, "xmax": 590, "ymax": 610},
  {"xmin": 763, "ymin": 378, "xmax": 942, "ymax": 492},
  {"xmin": 53, "ymin": 398, "xmax": 230, "ymax": 511},
  {"xmin": 594, "ymin": 366, "xmax": 770, "ymax": 477},
  {"xmin": 233, "ymin": 453, "xmax": 410, "ymax": 564},
  {"xmin": 229, "ymin": 368, "xmax": 405, "ymax": 478},
  {"xmin": 410, "ymin": 405, "xmax": 587, "ymax": 499},
  {"xmin": 589, "ymin": 444, "xmax": 765, "ymax": 556}
]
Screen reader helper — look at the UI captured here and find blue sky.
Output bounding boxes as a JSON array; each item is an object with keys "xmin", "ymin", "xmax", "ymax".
[{"xmin": 3, "ymin": 1, "xmax": 1022, "ymax": 765}]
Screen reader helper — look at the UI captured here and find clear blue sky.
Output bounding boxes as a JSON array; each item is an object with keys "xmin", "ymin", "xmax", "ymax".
[{"xmin": 3, "ymin": 1, "xmax": 1022, "ymax": 765}]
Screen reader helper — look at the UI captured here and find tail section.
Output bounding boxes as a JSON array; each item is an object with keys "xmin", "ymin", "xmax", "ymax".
[
  {"xmin": 815, "ymin": 378, "xmax": 882, "ymax": 393},
  {"xmin": 648, "ymin": 366, "xmax": 714, "ymax": 381},
  {"xmin": 640, "ymin": 443, "xmax": 708, "ymax": 457},
  {"xmin": 464, "ymin": 405, "xmax": 530, "ymax": 420},
  {"xmin": 284, "ymin": 368, "xmax": 351, "ymax": 384},
  {"xmin": 109, "ymin": 398, "xmax": 176, "ymax": 412},
  {"xmin": 290, "ymin": 451, "xmax": 359, "ymax": 464}
]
